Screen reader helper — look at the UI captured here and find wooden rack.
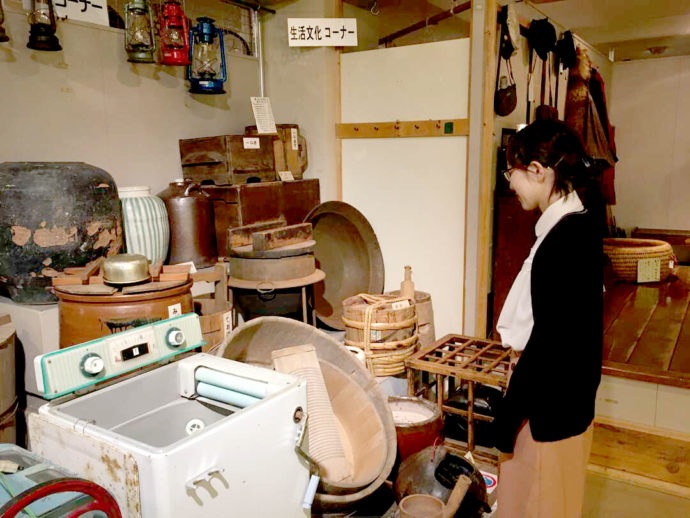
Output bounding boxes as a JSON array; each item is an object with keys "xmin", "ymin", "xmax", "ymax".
[
  {"xmin": 405, "ymin": 334, "xmax": 510, "ymax": 453},
  {"xmin": 336, "ymin": 119, "xmax": 469, "ymax": 139}
]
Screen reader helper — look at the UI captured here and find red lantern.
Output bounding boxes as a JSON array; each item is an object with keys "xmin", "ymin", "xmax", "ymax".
[{"xmin": 159, "ymin": 0, "xmax": 190, "ymax": 66}]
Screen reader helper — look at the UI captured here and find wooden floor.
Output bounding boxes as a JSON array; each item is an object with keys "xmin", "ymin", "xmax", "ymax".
[{"xmin": 603, "ymin": 266, "xmax": 690, "ymax": 388}]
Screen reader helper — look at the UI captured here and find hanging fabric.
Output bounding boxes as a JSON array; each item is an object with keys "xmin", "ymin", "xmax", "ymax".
[{"xmin": 495, "ymin": 6, "xmax": 517, "ymax": 116}]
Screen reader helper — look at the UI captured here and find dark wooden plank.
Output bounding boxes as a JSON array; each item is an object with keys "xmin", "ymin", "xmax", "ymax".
[
  {"xmin": 628, "ymin": 275, "xmax": 690, "ymax": 370},
  {"xmin": 602, "ymin": 361, "xmax": 690, "ymax": 389},
  {"xmin": 604, "ymin": 285, "xmax": 659, "ymax": 363},
  {"xmin": 669, "ymin": 270, "xmax": 690, "ymax": 375},
  {"xmin": 603, "ymin": 282, "xmax": 636, "ymax": 336},
  {"xmin": 252, "ymin": 223, "xmax": 313, "ymax": 252}
]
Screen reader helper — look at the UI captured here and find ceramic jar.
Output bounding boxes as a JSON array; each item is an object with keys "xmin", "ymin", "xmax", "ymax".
[
  {"xmin": 119, "ymin": 186, "xmax": 169, "ymax": 264},
  {"xmin": 0, "ymin": 162, "xmax": 122, "ymax": 304},
  {"xmin": 157, "ymin": 180, "xmax": 217, "ymax": 268}
]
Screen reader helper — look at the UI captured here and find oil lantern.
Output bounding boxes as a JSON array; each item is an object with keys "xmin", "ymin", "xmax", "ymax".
[
  {"xmin": 0, "ymin": 0, "xmax": 10, "ymax": 43},
  {"xmin": 187, "ymin": 17, "xmax": 226, "ymax": 95},
  {"xmin": 124, "ymin": 0, "xmax": 155, "ymax": 63},
  {"xmin": 159, "ymin": 0, "xmax": 190, "ymax": 66},
  {"xmin": 27, "ymin": 0, "xmax": 61, "ymax": 51}
]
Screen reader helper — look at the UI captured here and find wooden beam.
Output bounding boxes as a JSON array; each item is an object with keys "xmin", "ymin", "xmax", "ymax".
[
  {"xmin": 336, "ymin": 0, "xmax": 344, "ymax": 201},
  {"xmin": 378, "ymin": 1, "xmax": 472, "ymax": 46},
  {"xmin": 473, "ymin": 0, "xmax": 497, "ymax": 338},
  {"xmin": 336, "ymin": 119, "xmax": 469, "ymax": 139}
]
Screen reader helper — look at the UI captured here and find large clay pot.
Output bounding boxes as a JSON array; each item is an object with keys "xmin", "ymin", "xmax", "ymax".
[
  {"xmin": 119, "ymin": 186, "xmax": 169, "ymax": 264},
  {"xmin": 0, "ymin": 162, "xmax": 122, "ymax": 304},
  {"xmin": 157, "ymin": 181, "xmax": 217, "ymax": 268},
  {"xmin": 55, "ymin": 282, "xmax": 193, "ymax": 348}
]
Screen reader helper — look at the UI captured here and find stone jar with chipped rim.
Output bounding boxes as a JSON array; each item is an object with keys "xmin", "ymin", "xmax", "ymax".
[{"xmin": 0, "ymin": 162, "xmax": 123, "ymax": 304}]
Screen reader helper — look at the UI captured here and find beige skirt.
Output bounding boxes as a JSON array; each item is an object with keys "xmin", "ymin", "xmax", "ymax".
[{"xmin": 496, "ymin": 420, "xmax": 593, "ymax": 518}]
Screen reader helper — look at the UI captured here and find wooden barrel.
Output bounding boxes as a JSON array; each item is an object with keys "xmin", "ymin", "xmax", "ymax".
[
  {"xmin": 342, "ymin": 294, "xmax": 418, "ymax": 376},
  {"xmin": 0, "ymin": 315, "xmax": 17, "ymax": 444},
  {"xmin": 388, "ymin": 396, "xmax": 443, "ymax": 462},
  {"xmin": 386, "ymin": 290, "xmax": 435, "ymax": 347},
  {"xmin": 56, "ymin": 282, "xmax": 193, "ymax": 348}
]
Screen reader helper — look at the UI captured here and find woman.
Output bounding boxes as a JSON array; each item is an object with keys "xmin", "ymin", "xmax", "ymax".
[{"xmin": 494, "ymin": 119, "xmax": 603, "ymax": 517}]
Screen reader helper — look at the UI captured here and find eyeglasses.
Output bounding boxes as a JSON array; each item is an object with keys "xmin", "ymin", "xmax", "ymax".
[{"xmin": 502, "ymin": 167, "xmax": 517, "ymax": 183}]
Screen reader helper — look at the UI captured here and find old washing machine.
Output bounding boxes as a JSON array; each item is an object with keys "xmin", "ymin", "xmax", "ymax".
[{"xmin": 28, "ymin": 314, "xmax": 312, "ymax": 517}]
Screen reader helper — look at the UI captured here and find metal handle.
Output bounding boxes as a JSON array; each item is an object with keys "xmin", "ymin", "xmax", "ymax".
[{"xmin": 183, "ymin": 183, "xmax": 206, "ymax": 197}]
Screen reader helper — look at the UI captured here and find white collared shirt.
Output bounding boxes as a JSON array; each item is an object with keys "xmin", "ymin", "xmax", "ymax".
[{"xmin": 497, "ymin": 192, "xmax": 585, "ymax": 351}]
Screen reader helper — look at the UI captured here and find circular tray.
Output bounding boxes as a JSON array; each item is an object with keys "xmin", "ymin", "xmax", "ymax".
[{"xmin": 305, "ymin": 202, "xmax": 384, "ymax": 330}]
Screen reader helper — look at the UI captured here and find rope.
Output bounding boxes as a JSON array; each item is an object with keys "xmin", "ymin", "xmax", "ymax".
[{"xmin": 342, "ymin": 293, "xmax": 419, "ymax": 376}]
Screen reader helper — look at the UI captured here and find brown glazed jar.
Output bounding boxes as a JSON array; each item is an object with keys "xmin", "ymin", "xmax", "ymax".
[{"xmin": 157, "ymin": 180, "xmax": 217, "ymax": 268}]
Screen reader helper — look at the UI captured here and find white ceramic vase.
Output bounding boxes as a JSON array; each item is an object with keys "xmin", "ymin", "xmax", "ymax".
[{"xmin": 119, "ymin": 186, "xmax": 169, "ymax": 264}]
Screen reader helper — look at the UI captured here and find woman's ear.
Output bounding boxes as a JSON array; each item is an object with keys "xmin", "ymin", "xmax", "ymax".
[{"xmin": 528, "ymin": 161, "xmax": 550, "ymax": 183}]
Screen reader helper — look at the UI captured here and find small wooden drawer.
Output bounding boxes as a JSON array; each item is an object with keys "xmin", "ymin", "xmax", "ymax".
[{"xmin": 179, "ymin": 135, "xmax": 277, "ymax": 185}]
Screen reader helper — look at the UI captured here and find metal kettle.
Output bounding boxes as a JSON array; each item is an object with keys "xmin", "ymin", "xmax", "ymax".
[{"xmin": 157, "ymin": 180, "xmax": 217, "ymax": 268}]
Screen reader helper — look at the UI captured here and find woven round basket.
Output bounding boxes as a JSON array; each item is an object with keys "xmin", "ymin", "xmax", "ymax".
[{"xmin": 603, "ymin": 238, "xmax": 674, "ymax": 283}]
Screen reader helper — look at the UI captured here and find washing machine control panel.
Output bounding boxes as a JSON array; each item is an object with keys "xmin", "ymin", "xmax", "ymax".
[{"xmin": 35, "ymin": 314, "xmax": 205, "ymax": 399}]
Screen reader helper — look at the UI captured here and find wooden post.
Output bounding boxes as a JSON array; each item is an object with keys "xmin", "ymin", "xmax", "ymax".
[{"xmin": 467, "ymin": 380, "xmax": 475, "ymax": 451}]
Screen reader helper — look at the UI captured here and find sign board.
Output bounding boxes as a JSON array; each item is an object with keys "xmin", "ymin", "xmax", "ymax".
[
  {"xmin": 250, "ymin": 97, "xmax": 277, "ymax": 134},
  {"xmin": 24, "ymin": 0, "xmax": 109, "ymax": 27},
  {"xmin": 287, "ymin": 18, "xmax": 358, "ymax": 47}
]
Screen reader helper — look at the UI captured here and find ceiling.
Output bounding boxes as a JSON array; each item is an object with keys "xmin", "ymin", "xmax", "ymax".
[{"xmin": 535, "ymin": 0, "xmax": 690, "ymax": 61}]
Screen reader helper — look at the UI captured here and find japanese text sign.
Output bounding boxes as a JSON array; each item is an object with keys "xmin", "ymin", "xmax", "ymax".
[
  {"xmin": 24, "ymin": 0, "xmax": 109, "ymax": 27},
  {"xmin": 287, "ymin": 18, "xmax": 357, "ymax": 47}
]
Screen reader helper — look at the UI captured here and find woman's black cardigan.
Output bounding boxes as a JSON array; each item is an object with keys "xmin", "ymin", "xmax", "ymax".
[{"xmin": 493, "ymin": 210, "xmax": 603, "ymax": 454}]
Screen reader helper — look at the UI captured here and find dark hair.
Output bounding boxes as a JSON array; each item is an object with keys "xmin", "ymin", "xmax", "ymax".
[{"xmin": 506, "ymin": 119, "xmax": 592, "ymax": 197}]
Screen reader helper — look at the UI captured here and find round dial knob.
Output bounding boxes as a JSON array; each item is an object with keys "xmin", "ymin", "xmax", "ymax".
[
  {"xmin": 166, "ymin": 327, "xmax": 185, "ymax": 347},
  {"xmin": 80, "ymin": 353, "xmax": 104, "ymax": 376}
]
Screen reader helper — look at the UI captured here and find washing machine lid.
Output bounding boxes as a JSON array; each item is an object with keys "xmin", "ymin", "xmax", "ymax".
[{"xmin": 35, "ymin": 314, "xmax": 205, "ymax": 400}]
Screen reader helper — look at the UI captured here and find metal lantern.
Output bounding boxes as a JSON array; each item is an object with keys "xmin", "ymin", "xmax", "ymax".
[
  {"xmin": 187, "ymin": 17, "xmax": 226, "ymax": 95},
  {"xmin": 124, "ymin": 0, "xmax": 155, "ymax": 63},
  {"xmin": 27, "ymin": 0, "xmax": 61, "ymax": 51},
  {"xmin": 0, "ymin": 0, "xmax": 10, "ymax": 43},
  {"xmin": 159, "ymin": 0, "xmax": 190, "ymax": 66}
]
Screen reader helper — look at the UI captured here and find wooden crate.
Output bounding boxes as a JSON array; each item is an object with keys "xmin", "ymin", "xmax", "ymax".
[
  {"xmin": 179, "ymin": 135, "xmax": 277, "ymax": 185},
  {"xmin": 245, "ymin": 124, "xmax": 308, "ymax": 180},
  {"xmin": 201, "ymin": 179, "xmax": 320, "ymax": 257},
  {"xmin": 405, "ymin": 334, "xmax": 510, "ymax": 452}
]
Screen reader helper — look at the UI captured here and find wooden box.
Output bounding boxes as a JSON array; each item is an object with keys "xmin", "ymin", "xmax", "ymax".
[
  {"xmin": 179, "ymin": 135, "xmax": 277, "ymax": 185},
  {"xmin": 201, "ymin": 179, "xmax": 320, "ymax": 257},
  {"xmin": 245, "ymin": 124, "xmax": 308, "ymax": 180}
]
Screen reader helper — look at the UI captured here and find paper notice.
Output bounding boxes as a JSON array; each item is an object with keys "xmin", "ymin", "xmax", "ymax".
[
  {"xmin": 250, "ymin": 97, "xmax": 277, "ymax": 134},
  {"xmin": 278, "ymin": 171, "xmax": 295, "ymax": 182},
  {"xmin": 637, "ymin": 258, "xmax": 661, "ymax": 283}
]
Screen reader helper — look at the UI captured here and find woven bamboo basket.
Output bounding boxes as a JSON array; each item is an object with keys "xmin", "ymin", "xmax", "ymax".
[
  {"xmin": 342, "ymin": 294, "xmax": 418, "ymax": 377},
  {"xmin": 603, "ymin": 238, "xmax": 674, "ymax": 283}
]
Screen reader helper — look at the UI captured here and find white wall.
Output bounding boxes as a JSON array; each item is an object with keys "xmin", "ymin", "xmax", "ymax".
[
  {"xmin": 341, "ymin": 39, "xmax": 469, "ymax": 337},
  {"xmin": 261, "ymin": 0, "xmax": 340, "ymax": 201},
  {"xmin": 609, "ymin": 56, "xmax": 690, "ymax": 232},
  {"xmin": 0, "ymin": 9, "xmax": 260, "ymax": 195}
]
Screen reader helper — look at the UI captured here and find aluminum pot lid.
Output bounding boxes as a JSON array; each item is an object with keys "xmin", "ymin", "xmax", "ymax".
[{"xmin": 305, "ymin": 201, "xmax": 384, "ymax": 330}]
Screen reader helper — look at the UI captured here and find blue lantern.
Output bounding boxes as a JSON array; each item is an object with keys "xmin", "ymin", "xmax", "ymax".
[{"xmin": 187, "ymin": 17, "xmax": 227, "ymax": 95}]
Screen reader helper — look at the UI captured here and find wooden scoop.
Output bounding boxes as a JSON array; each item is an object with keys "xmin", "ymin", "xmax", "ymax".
[{"xmin": 443, "ymin": 474, "xmax": 472, "ymax": 518}]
